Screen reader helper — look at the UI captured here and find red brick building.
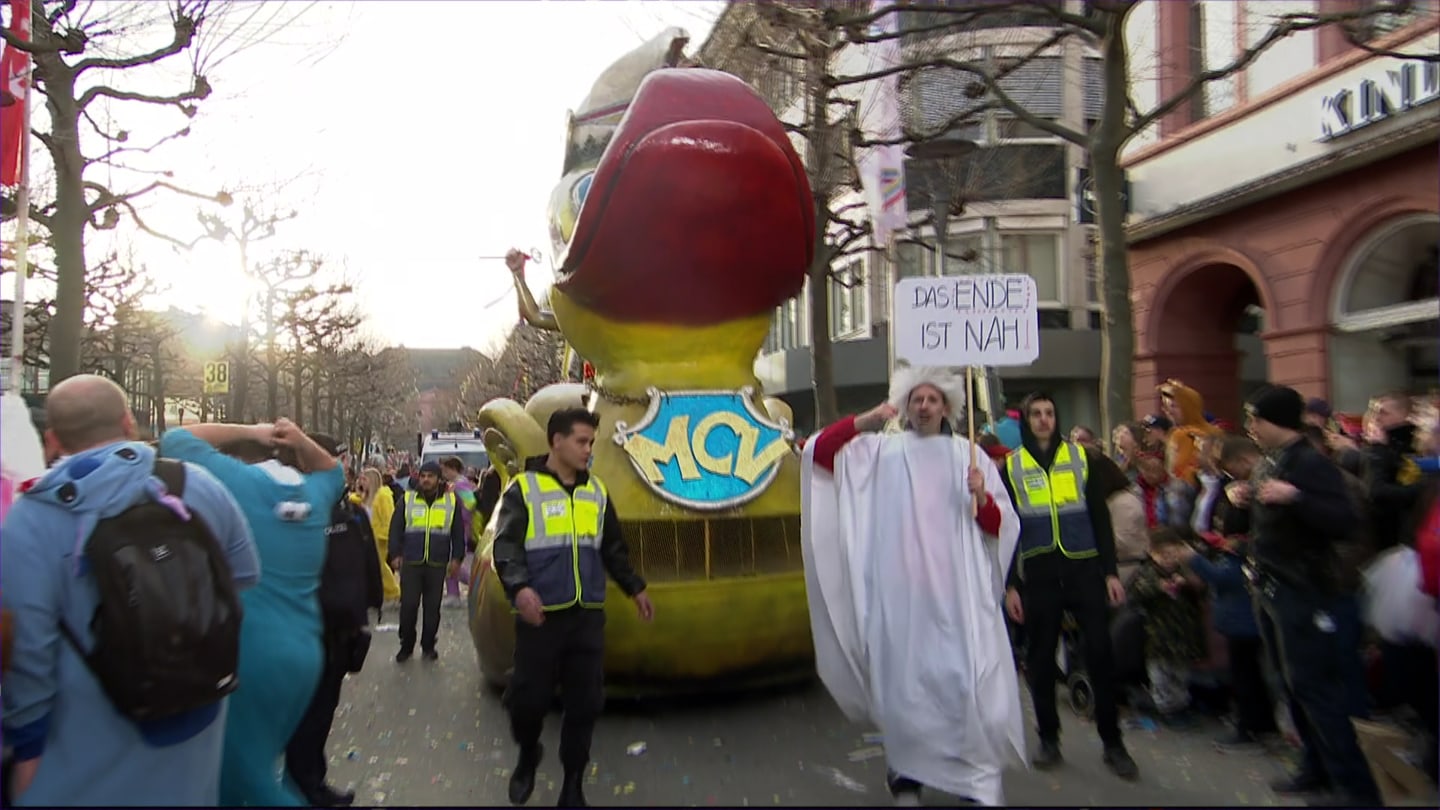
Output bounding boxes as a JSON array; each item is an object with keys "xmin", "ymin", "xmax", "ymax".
[{"xmin": 1123, "ymin": 2, "xmax": 1438, "ymax": 419}]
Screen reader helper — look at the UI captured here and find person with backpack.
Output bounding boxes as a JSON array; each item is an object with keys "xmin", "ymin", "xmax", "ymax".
[
  {"xmin": 1, "ymin": 375, "xmax": 260, "ymax": 806},
  {"xmin": 285, "ymin": 435, "xmax": 384, "ymax": 808},
  {"xmin": 160, "ymin": 417, "xmax": 345, "ymax": 807}
]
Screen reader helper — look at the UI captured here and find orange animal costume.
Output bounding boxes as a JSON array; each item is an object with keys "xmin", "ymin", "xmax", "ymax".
[{"xmin": 1157, "ymin": 379, "xmax": 1221, "ymax": 488}]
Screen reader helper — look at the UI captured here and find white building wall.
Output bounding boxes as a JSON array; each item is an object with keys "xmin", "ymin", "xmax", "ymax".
[
  {"xmin": 1122, "ymin": 0, "xmax": 1160, "ymax": 155},
  {"xmin": 1242, "ymin": 0, "xmax": 1320, "ymax": 98},
  {"xmin": 1126, "ymin": 31, "xmax": 1439, "ymax": 221}
]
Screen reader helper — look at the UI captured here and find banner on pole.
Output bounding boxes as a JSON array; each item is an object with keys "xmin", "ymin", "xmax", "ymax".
[
  {"xmin": 0, "ymin": 0, "xmax": 33, "ymax": 187},
  {"xmin": 893, "ymin": 275, "xmax": 1040, "ymax": 367}
]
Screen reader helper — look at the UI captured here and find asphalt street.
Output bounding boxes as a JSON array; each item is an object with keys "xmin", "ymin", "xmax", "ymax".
[{"xmin": 323, "ymin": 607, "xmax": 1305, "ymax": 807}]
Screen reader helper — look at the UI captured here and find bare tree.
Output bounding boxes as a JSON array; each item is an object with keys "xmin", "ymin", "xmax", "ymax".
[
  {"xmin": 1, "ymin": 248, "xmax": 156, "ymax": 375},
  {"xmin": 242, "ymin": 248, "xmax": 322, "ymax": 420},
  {"xmin": 459, "ymin": 323, "xmax": 565, "ymax": 413},
  {"xmin": 706, "ymin": 1, "xmax": 1039, "ymax": 424},
  {"xmin": 182, "ymin": 195, "xmax": 298, "ymax": 419},
  {"xmin": 831, "ymin": 0, "xmax": 1433, "ymax": 433},
  {"xmin": 279, "ymin": 280, "xmax": 360, "ymax": 427},
  {"xmin": 0, "ymin": 0, "xmax": 323, "ymax": 384}
]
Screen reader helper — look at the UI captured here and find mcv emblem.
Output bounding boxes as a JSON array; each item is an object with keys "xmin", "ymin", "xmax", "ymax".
[{"xmin": 613, "ymin": 387, "xmax": 794, "ymax": 510}]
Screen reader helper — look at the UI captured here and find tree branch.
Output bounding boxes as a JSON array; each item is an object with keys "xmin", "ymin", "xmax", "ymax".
[
  {"xmin": 0, "ymin": 192, "xmax": 53, "ymax": 229},
  {"xmin": 833, "ymin": 28, "xmax": 1087, "ymax": 146},
  {"xmin": 83, "ymin": 179, "xmax": 228, "ymax": 246},
  {"xmin": 93, "ymin": 124, "xmax": 192, "ymax": 164},
  {"xmin": 742, "ymin": 27, "xmax": 806, "ymax": 62},
  {"xmin": 47, "ymin": 0, "xmax": 81, "ymax": 26},
  {"xmin": 0, "ymin": 18, "xmax": 86, "ymax": 54},
  {"xmin": 74, "ymin": 12, "xmax": 197, "ymax": 74},
  {"xmin": 1340, "ymin": 21, "xmax": 1440, "ymax": 63},
  {"xmin": 80, "ymin": 108, "xmax": 127, "ymax": 142},
  {"xmin": 78, "ymin": 75, "xmax": 212, "ymax": 112},
  {"xmin": 1133, "ymin": 2, "xmax": 1421, "ymax": 132}
]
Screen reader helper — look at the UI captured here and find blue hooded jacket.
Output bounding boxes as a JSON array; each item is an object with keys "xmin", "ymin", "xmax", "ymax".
[{"xmin": 1, "ymin": 440, "xmax": 258, "ymax": 806}]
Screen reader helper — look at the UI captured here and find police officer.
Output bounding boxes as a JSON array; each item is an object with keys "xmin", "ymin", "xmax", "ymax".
[
  {"xmin": 1000, "ymin": 392, "xmax": 1139, "ymax": 781},
  {"xmin": 1236, "ymin": 385, "xmax": 1378, "ymax": 804},
  {"xmin": 286, "ymin": 435, "xmax": 384, "ymax": 806},
  {"xmin": 493, "ymin": 407, "xmax": 653, "ymax": 808},
  {"xmin": 388, "ymin": 460, "xmax": 465, "ymax": 661}
]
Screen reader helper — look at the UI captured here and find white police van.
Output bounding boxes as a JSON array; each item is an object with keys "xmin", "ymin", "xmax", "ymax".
[{"xmin": 419, "ymin": 428, "xmax": 490, "ymax": 473}]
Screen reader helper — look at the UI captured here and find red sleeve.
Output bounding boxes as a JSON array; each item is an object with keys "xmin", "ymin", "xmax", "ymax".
[
  {"xmin": 812, "ymin": 415, "xmax": 861, "ymax": 472},
  {"xmin": 976, "ymin": 494, "xmax": 1002, "ymax": 536},
  {"xmin": 1418, "ymin": 500, "xmax": 1440, "ymax": 599}
]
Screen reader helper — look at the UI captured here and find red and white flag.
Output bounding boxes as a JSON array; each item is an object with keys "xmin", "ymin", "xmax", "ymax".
[
  {"xmin": 857, "ymin": 0, "xmax": 908, "ymax": 246},
  {"xmin": 1, "ymin": 0, "xmax": 34, "ymax": 187}
]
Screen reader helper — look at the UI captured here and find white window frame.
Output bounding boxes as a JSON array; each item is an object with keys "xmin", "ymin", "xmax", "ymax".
[
  {"xmin": 829, "ymin": 259, "xmax": 869, "ymax": 341},
  {"xmin": 996, "ymin": 230, "xmax": 1065, "ymax": 308},
  {"xmin": 1082, "ymin": 225, "xmax": 1102, "ymax": 310}
]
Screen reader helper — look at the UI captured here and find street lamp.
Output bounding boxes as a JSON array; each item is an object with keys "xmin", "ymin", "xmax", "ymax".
[{"xmin": 905, "ymin": 137, "xmax": 977, "ymax": 277}]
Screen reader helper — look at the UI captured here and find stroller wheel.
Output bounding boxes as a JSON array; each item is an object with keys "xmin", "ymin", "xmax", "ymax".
[{"xmin": 1067, "ymin": 672, "xmax": 1095, "ymax": 719}]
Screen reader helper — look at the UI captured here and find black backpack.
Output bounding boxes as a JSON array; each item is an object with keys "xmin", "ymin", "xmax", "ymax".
[{"xmin": 60, "ymin": 458, "xmax": 244, "ymax": 722}]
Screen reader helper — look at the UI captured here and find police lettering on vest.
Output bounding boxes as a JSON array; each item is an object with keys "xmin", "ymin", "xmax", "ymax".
[
  {"xmin": 402, "ymin": 491, "xmax": 457, "ymax": 565},
  {"xmin": 512, "ymin": 472, "xmax": 610, "ymax": 611},
  {"xmin": 1006, "ymin": 441, "xmax": 1098, "ymax": 560}
]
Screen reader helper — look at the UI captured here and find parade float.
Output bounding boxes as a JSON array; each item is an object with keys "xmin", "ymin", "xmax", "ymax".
[{"xmin": 468, "ymin": 29, "xmax": 817, "ymax": 693}]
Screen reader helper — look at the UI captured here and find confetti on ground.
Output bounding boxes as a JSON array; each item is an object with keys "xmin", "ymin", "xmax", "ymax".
[
  {"xmin": 861, "ymin": 732, "xmax": 884, "ymax": 744},
  {"xmin": 847, "ymin": 746, "xmax": 884, "ymax": 762},
  {"xmin": 808, "ymin": 764, "xmax": 867, "ymax": 794},
  {"xmin": 627, "ymin": 741, "xmax": 648, "ymax": 756}
]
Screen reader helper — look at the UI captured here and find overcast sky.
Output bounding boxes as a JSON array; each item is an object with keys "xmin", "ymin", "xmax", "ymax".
[{"xmin": 18, "ymin": 1, "xmax": 722, "ymax": 353}]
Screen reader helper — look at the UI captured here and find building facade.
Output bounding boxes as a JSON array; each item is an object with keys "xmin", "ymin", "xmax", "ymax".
[
  {"xmin": 700, "ymin": 1, "xmax": 1273, "ymax": 432},
  {"xmin": 1123, "ymin": 0, "xmax": 1439, "ymax": 418}
]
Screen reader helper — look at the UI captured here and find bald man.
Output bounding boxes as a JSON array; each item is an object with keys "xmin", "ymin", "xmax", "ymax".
[{"xmin": 2, "ymin": 375, "xmax": 260, "ymax": 806}]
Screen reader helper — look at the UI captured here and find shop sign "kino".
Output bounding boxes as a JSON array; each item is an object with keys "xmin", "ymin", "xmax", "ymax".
[{"xmin": 1319, "ymin": 60, "xmax": 1440, "ymax": 142}]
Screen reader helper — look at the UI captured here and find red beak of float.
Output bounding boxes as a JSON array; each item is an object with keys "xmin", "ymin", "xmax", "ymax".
[{"xmin": 556, "ymin": 69, "xmax": 814, "ymax": 326}]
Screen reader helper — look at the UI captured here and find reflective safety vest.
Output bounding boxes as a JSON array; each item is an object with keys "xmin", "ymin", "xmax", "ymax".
[
  {"xmin": 512, "ymin": 472, "xmax": 609, "ymax": 611},
  {"xmin": 402, "ymin": 491, "xmax": 457, "ymax": 566},
  {"xmin": 1006, "ymin": 441, "xmax": 1098, "ymax": 560}
]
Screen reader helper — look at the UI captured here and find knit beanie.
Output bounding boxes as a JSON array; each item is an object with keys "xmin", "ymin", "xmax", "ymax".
[{"xmin": 1246, "ymin": 385, "xmax": 1305, "ymax": 431}]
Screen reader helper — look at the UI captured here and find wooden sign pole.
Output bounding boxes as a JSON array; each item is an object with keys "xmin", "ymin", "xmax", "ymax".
[{"xmin": 967, "ymin": 365, "xmax": 979, "ymax": 516}]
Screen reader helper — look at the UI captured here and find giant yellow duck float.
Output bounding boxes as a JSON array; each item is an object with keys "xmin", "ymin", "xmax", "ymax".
[{"xmin": 468, "ymin": 29, "xmax": 817, "ymax": 694}]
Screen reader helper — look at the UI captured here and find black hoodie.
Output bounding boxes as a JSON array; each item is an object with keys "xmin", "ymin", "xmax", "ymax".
[
  {"xmin": 1365, "ymin": 422, "xmax": 1422, "ymax": 551},
  {"xmin": 1001, "ymin": 402, "xmax": 1119, "ymax": 590}
]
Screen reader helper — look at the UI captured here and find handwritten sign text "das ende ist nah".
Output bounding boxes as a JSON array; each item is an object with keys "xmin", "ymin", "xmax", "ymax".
[{"xmin": 894, "ymin": 274, "xmax": 1040, "ymax": 367}]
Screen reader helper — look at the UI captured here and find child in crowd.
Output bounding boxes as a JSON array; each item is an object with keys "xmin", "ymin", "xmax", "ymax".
[
  {"xmin": 1127, "ymin": 527, "xmax": 1207, "ymax": 728},
  {"xmin": 1135, "ymin": 453, "xmax": 1171, "ymax": 529}
]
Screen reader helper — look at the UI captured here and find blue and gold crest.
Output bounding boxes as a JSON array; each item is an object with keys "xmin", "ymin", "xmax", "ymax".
[{"xmin": 613, "ymin": 387, "xmax": 794, "ymax": 510}]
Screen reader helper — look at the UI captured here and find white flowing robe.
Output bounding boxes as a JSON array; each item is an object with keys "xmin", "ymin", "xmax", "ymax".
[{"xmin": 801, "ymin": 431, "xmax": 1026, "ymax": 805}]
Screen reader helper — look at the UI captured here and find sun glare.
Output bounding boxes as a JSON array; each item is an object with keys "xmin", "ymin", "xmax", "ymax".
[{"xmin": 187, "ymin": 242, "xmax": 258, "ymax": 327}]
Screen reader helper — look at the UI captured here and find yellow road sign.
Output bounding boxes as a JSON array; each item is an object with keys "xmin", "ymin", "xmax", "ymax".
[{"xmin": 203, "ymin": 361, "xmax": 230, "ymax": 395}]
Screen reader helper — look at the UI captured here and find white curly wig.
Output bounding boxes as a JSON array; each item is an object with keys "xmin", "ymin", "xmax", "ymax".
[{"xmin": 889, "ymin": 365, "xmax": 968, "ymax": 429}]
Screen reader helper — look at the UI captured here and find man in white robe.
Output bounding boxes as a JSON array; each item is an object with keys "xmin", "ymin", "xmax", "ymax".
[{"xmin": 801, "ymin": 366, "xmax": 1026, "ymax": 807}]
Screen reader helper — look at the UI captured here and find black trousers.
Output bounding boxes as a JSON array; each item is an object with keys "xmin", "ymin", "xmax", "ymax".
[
  {"xmin": 286, "ymin": 634, "xmax": 350, "ymax": 796},
  {"xmin": 1378, "ymin": 641, "xmax": 1440, "ymax": 736},
  {"xmin": 504, "ymin": 607, "xmax": 605, "ymax": 772},
  {"xmin": 1021, "ymin": 556, "xmax": 1123, "ymax": 747},
  {"xmin": 1226, "ymin": 635, "xmax": 1278, "ymax": 736},
  {"xmin": 399, "ymin": 564, "xmax": 446, "ymax": 653},
  {"xmin": 1254, "ymin": 577, "xmax": 1378, "ymax": 801}
]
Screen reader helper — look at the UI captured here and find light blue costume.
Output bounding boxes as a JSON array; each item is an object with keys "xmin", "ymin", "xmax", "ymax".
[
  {"xmin": 160, "ymin": 429, "xmax": 345, "ymax": 807},
  {"xmin": 2, "ymin": 441, "xmax": 259, "ymax": 806}
]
